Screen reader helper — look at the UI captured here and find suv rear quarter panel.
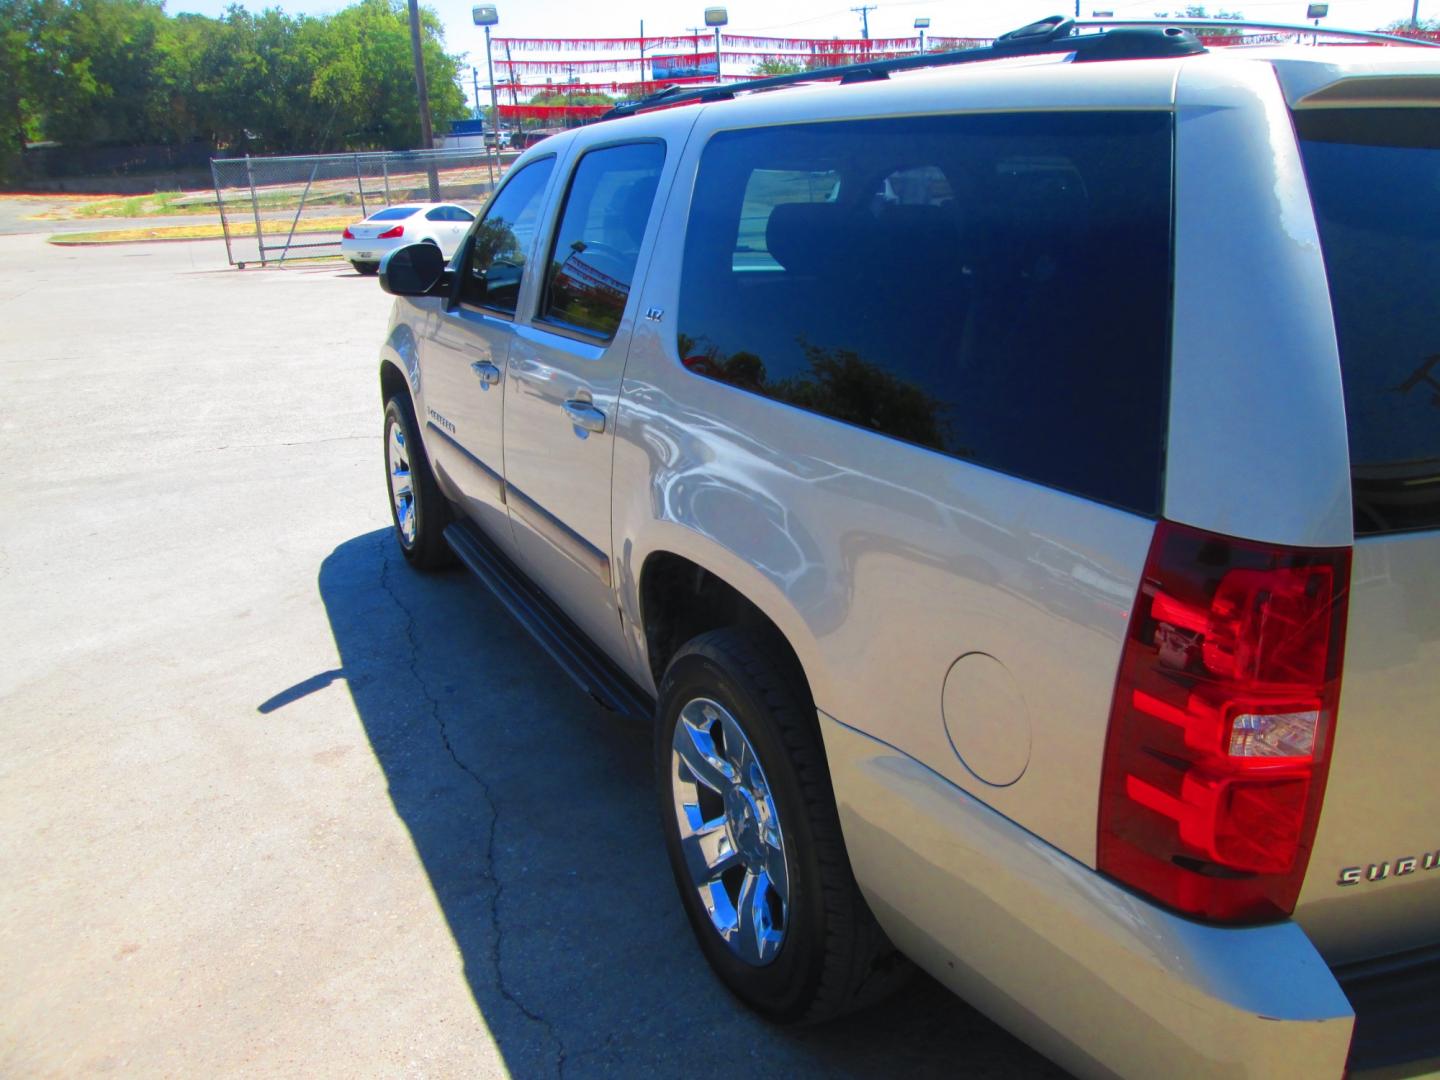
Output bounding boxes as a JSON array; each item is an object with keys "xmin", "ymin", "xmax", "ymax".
[
  {"xmin": 1166, "ymin": 59, "xmax": 1351, "ymax": 548},
  {"xmin": 612, "ymin": 68, "xmax": 1180, "ymax": 863}
]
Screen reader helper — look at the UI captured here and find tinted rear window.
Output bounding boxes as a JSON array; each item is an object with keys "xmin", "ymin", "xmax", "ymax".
[
  {"xmin": 677, "ymin": 112, "xmax": 1174, "ymax": 515},
  {"xmin": 1296, "ymin": 109, "xmax": 1440, "ymax": 537},
  {"xmin": 370, "ymin": 207, "xmax": 418, "ymax": 221}
]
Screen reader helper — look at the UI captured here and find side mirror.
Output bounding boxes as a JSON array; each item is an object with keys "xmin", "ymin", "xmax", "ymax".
[{"xmin": 379, "ymin": 243, "xmax": 447, "ymax": 296}]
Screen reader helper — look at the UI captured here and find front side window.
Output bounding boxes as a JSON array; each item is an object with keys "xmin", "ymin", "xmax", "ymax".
[
  {"xmin": 538, "ymin": 141, "xmax": 666, "ymax": 341},
  {"xmin": 676, "ymin": 113, "xmax": 1174, "ymax": 515},
  {"xmin": 459, "ymin": 156, "xmax": 556, "ymax": 314}
]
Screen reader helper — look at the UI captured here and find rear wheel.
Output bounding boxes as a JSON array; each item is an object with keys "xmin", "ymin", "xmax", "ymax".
[
  {"xmin": 383, "ymin": 395, "xmax": 453, "ymax": 570},
  {"xmin": 353, "ymin": 261, "xmax": 379, "ymax": 276},
  {"xmin": 655, "ymin": 628, "xmax": 910, "ymax": 1023}
]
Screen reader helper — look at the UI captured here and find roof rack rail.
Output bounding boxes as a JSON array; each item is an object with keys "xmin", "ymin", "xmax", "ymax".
[
  {"xmin": 1074, "ymin": 17, "xmax": 1440, "ymax": 47},
  {"xmin": 600, "ymin": 15, "xmax": 1205, "ymax": 121}
]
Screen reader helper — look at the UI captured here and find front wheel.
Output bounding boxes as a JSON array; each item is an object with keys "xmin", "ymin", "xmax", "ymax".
[
  {"xmin": 383, "ymin": 395, "xmax": 453, "ymax": 570},
  {"xmin": 655, "ymin": 629, "xmax": 910, "ymax": 1023}
]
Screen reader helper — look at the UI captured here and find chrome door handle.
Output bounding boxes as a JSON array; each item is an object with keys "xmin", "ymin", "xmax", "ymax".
[
  {"xmin": 562, "ymin": 399, "xmax": 606, "ymax": 434},
  {"xmin": 471, "ymin": 361, "xmax": 501, "ymax": 385}
]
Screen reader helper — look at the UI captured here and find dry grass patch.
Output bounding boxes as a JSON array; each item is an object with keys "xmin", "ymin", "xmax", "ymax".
[{"xmin": 49, "ymin": 215, "xmax": 353, "ymax": 245}]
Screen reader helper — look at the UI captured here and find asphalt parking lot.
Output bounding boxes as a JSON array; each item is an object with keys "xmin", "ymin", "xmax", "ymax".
[{"xmin": 0, "ymin": 233, "xmax": 1069, "ymax": 1078}]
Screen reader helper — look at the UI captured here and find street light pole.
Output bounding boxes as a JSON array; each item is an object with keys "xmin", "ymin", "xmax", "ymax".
[
  {"xmin": 473, "ymin": 6, "xmax": 501, "ymax": 185},
  {"xmin": 485, "ymin": 26, "xmax": 501, "ymax": 167},
  {"xmin": 705, "ymin": 7, "xmax": 727, "ymax": 82}
]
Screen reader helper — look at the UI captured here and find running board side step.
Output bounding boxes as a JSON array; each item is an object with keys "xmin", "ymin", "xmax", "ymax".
[{"xmin": 443, "ymin": 519, "xmax": 655, "ymax": 727}]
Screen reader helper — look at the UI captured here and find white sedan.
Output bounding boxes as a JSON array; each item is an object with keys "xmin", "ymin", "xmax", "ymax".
[{"xmin": 340, "ymin": 203, "xmax": 476, "ymax": 275}]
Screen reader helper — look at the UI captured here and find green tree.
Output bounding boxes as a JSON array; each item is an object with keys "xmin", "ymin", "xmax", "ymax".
[
  {"xmin": 304, "ymin": 0, "xmax": 466, "ymax": 150},
  {"xmin": 527, "ymin": 89, "xmax": 616, "ymax": 107},
  {"xmin": 750, "ymin": 57, "xmax": 803, "ymax": 76},
  {"xmin": 2, "ymin": 0, "xmax": 468, "ymax": 176},
  {"xmin": 1383, "ymin": 16, "xmax": 1440, "ymax": 31},
  {"xmin": 0, "ymin": 0, "xmax": 48, "ymax": 176}
]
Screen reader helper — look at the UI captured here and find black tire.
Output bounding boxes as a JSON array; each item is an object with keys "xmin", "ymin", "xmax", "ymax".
[
  {"xmin": 655, "ymin": 628, "xmax": 911, "ymax": 1024},
  {"xmin": 353, "ymin": 261, "xmax": 379, "ymax": 276},
  {"xmin": 383, "ymin": 394, "xmax": 454, "ymax": 570}
]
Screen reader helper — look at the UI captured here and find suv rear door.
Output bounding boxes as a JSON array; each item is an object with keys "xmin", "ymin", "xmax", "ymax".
[
  {"xmin": 1289, "ymin": 103, "xmax": 1440, "ymax": 964},
  {"xmin": 501, "ymin": 137, "xmax": 673, "ymax": 663}
]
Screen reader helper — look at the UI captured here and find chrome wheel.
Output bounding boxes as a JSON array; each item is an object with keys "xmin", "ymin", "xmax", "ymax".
[
  {"xmin": 387, "ymin": 421, "xmax": 416, "ymax": 547},
  {"xmin": 670, "ymin": 697, "xmax": 789, "ymax": 967}
]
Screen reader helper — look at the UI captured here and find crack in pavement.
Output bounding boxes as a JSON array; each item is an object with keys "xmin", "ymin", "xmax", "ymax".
[
  {"xmin": 211, "ymin": 434, "xmax": 378, "ymax": 451},
  {"xmin": 376, "ymin": 533, "xmax": 569, "ymax": 1079}
]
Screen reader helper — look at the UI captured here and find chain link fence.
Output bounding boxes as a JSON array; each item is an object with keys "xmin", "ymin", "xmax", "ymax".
[{"xmin": 211, "ymin": 148, "xmax": 508, "ymax": 267}]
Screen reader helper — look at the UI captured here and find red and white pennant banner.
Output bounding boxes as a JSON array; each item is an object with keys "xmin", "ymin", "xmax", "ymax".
[{"xmin": 494, "ymin": 34, "xmax": 993, "ymax": 54}]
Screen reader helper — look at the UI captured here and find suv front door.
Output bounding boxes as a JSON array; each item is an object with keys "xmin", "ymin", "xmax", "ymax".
[
  {"xmin": 421, "ymin": 155, "xmax": 557, "ymax": 546},
  {"xmin": 502, "ymin": 139, "xmax": 668, "ymax": 660}
]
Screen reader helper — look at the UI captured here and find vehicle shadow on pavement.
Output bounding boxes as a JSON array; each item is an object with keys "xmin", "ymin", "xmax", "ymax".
[{"xmin": 313, "ymin": 529, "xmax": 1071, "ymax": 1079}]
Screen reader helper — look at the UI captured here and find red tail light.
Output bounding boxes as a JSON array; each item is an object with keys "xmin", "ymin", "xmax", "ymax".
[
  {"xmin": 1097, "ymin": 520, "xmax": 1351, "ymax": 923},
  {"xmin": 378, "ymin": 225, "xmax": 404, "ymax": 239},
  {"xmin": 342, "ymin": 226, "xmax": 355, "ymax": 239}
]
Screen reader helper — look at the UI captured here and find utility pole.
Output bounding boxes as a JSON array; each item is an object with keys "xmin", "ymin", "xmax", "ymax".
[
  {"xmin": 687, "ymin": 26, "xmax": 706, "ymax": 58},
  {"xmin": 639, "ymin": 19, "xmax": 646, "ymax": 82},
  {"xmin": 851, "ymin": 4, "xmax": 876, "ymax": 39},
  {"xmin": 472, "ymin": 66, "xmax": 482, "ymax": 119},
  {"xmin": 1411, "ymin": 0, "xmax": 1420, "ymax": 29},
  {"xmin": 406, "ymin": 0, "xmax": 440, "ymax": 198}
]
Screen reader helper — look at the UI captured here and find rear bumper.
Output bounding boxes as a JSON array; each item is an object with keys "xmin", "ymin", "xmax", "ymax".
[
  {"xmin": 818, "ymin": 712, "xmax": 1356, "ymax": 1080},
  {"xmin": 339, "ymin": 237, "xmax": 400, "ymax": 263},
  {"xmin": 1336, "ymin": 945, "xmax": 1440, "ymax": 1076}
]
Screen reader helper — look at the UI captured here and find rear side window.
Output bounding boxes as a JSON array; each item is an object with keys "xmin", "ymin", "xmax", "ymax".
[
  {"xmin": 539, "ymin": 141, "xmax": 666, "ymax": 341},
  {"xmin": 734, "ymin": 168, "xmax": 840, "ymax": 270},
  {"xmin": 1296, "ymin": 109, "xmax": 1440, "ymax": 536},
  {"xmin": 371, "ymin": 207, "xmax": 417, "ymax": 221},
  {"xmin": 677, "ymin": 113, "xmax": 1174, "ymax": 515}
]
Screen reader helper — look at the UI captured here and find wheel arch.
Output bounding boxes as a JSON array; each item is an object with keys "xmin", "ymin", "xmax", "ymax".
[
  {"xmin": 379, "ymin": 356, "xmax": 411, "ymax": 412},
  {"xmin": 378, "ymin": 317, "xmax": 423, "ymax": 411},
  {"xmin": 632, "ymin": 539, "xmax": 829, "ymax": 719}
]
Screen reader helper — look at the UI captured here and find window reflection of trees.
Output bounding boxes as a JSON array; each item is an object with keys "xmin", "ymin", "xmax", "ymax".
[
  {"xmin": 468, "ymin": 216, "xmax": 527, "ymax": 309},
  {"xmin": 545, "ymin": 244, "xmax": 631, "ymax": 338},
  {"xmin": 679, "ymin": 336, "xmax": 952, "ymax": 453}
]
